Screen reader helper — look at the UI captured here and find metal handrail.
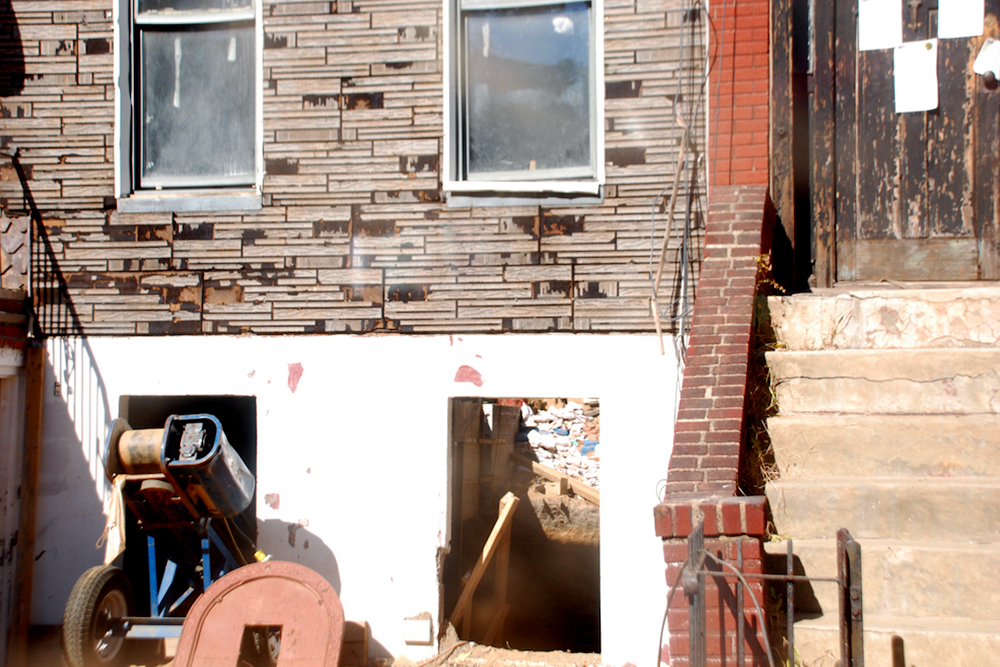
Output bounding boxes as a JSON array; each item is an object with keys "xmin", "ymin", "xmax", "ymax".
[{"xmin": 674, "ymin": 521, "xmax": 864, "ymax": 667}]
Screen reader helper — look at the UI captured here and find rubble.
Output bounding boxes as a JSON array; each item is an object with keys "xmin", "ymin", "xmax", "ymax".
[{"xmin": 517, "ymin": 400, "xmax": 600, "ymax": 490}]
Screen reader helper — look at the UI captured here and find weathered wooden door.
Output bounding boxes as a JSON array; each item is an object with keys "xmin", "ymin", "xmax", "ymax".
[{"xmin": 810, "ymin": 0, "xmax": 1000, "ymax": 283}]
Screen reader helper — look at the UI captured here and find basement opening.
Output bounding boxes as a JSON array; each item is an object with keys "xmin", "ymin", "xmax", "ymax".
[
  {"xmin": 442, "ymin": 397, "xmax": 601, "ymax": 654},
  {"xmin": 117, "ymin": 394, "xmax": 258, "ymax": 614}
]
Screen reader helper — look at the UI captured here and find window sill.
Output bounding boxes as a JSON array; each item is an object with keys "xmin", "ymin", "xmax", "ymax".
[
  {"xmin": 117, "ymin": 190, "xmax": 262, "ymax": 213},
  {"xmin": 443, "ymin": 180, "xmax": 604, "ymax": 207},
  {"xmin": 443, "ymin": 179, "xmax": 602, "ymax": 196}
]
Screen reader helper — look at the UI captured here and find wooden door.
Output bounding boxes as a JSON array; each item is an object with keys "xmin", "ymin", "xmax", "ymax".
[{"xmin": 811, "ymin": 0, "xmax": 1000, "ymax": 283}]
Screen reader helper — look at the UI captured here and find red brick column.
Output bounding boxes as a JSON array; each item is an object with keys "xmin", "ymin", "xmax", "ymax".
[
  {"xmin": 656, "ymin": 0, "xmax": 772, "ymax": 659},
  {"xmin": 656, "ymin": 497, "xmax": 769, "ymax": 666},
  {"xmin": 654, "ymin": 185, "xmax": 775, "ymax": 666},
  {"xmin": 710, "ymin": 0, "xmax": 770, "ymax": 187}
]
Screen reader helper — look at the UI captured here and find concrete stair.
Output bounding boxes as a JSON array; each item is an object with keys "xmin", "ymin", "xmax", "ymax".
[{"xmin": 764, "ymin": 287, "xmax": 1000, "ymax": 666}]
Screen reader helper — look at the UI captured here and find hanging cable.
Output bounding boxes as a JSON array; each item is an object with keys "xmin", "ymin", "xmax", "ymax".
[{"xmin": 648, "ymin": 0, "xmax": 712, "ymax": 352}]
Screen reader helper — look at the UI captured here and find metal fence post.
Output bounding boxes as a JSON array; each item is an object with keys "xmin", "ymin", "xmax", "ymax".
[
  {"xmin": 685, "ymin": 521, "xmax": 706, "ymax": 667},
  {"xmin": 847, "ymin": 537, "xmax": 864, "ymax": 667}
]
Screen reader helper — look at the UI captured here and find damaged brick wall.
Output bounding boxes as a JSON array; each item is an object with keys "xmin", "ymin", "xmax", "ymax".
[{"xmin": 0, "ymin": 0, "xmax": 708, "ymax": 336}]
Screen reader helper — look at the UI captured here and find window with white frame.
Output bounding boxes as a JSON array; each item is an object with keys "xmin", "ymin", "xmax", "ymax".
[
  {"xmin": 115, "ymin": 0, "xmax": 261, "ymax": 209},
  {"xmin": 444, "ymin": 0, "xmax": 604, "ymax": 196}
]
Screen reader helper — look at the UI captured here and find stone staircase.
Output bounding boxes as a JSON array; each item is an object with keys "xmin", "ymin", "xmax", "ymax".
[{"xmin": 763, "ymin": 286, "xmax": 1000, "ymax": 667}]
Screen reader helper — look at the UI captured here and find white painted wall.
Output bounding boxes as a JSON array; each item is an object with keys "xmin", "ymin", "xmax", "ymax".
[{"xmin": 34, "ymin": 334, "xmax": 678, "ymax": 665}]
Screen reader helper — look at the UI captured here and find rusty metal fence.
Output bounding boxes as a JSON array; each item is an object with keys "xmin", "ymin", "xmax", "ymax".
[{"xmin": 669, "ymin": 521, "xmax": 864, "ymax": 667}]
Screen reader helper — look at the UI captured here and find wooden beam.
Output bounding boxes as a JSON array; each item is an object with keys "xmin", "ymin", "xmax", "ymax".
[
  {"xmin": 449, "ymin": 492, "xmax": 520, "ymax": 630},
  {"xmin": 482, "ymin": 603, "xmax": 510, "ymax": 646},
  {"xmin": 510, "ymin": 452, "xmax": 600, "ymax": 505},
  {"xmin": 7, "ymin": 346, "xmax": 44, "ymax": 667},
  {"xmin": 810, "ymin": 0, "xmax": 837, "ymax": 286}
]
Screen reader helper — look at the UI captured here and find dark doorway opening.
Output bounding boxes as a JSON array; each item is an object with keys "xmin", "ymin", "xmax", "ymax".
[{"xmin": 441, "ymin": 398, "xmax": 600, "ymax": 654}]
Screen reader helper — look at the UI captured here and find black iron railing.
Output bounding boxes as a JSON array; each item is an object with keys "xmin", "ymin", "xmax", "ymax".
[{"xmin": 667, "ymin": 521, "xmax": 864, "ymax": 667}]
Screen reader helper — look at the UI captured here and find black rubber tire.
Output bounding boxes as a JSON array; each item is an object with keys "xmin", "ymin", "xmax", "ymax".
[{"xmin": 62, "ymin": 565, "xmax": 134, "ymax": 667}]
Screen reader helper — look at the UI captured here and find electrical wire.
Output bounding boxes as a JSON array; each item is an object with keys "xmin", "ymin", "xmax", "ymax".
[
  {"xmin": 656, "ymin": 552, "xmax": 688, "ymax": 667},
  {"xmin": 648, "ymin": 0, "xmax": 712, "ymax": 338},
  {"xmin": 711, "ymin": 0, "xmax": 730, "ymax": 190},
  {"xmin": 704, "ymin": 552, "xmax": 777, "ymax": 667},
  {"xmin": 656, "ymin": 550, "xmax": 778, "ymax": 667}
]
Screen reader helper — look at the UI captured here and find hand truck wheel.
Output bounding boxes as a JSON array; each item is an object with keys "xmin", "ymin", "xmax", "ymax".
[{"xmin": 62, "ymin": 565, "xmax": 134, "ymax": 667}]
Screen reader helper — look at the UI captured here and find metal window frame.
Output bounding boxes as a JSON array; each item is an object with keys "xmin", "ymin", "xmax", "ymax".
[
  {"xmin": 114, "ymin": 0, "xmax": 263, "ymax": 207},
  {"xmin": 443, "ymin": 0, "xmax": 604, "ymax": 196}
]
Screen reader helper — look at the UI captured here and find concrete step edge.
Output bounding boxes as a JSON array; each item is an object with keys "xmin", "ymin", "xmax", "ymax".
[
  {"xmin": 766, "ymin": 348, "xmax": 1000, "ymax": 378},
  {"xmin": 769, "ymin": 286, "xmax": 1000, "ymax": 302},
  {"xmin": 768, "ymin": 476, "xmax": 1000, "ymax": 488},
  {"xmin": 768, "ymin": 413, "xmax": 1000, "ymax": 426},
  {"xmin": 767, "ymin": 414, "xmax": 1000, "ymax": 478},
  {"xmin": 792, "ymin": 614, "xmax": 1000, "ymax": 635},
  {"xmin": 762, "ymin": 537, "xmax": 1000, "ymax": 552}
]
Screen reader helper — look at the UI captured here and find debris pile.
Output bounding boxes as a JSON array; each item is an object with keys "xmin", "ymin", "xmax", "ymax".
[{"xmin": 518, "ymin": 400, "xmax": 601, "ymax": 490}]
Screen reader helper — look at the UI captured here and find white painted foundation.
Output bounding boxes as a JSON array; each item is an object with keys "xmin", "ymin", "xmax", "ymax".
[{"xmin": 34, "ymin": 334, "xmax": 678, "ymax": 666}]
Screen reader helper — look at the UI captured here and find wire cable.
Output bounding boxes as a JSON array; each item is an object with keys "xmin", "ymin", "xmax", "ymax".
[
  {"xmin": 648, "ymin": 0, "xmax": 712, "ymax": 340},
  {"xmin": 703, "ymin": 551, "xmax": 777, "ymax": 667}
]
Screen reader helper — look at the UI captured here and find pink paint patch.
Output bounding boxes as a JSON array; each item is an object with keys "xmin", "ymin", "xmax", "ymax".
[
  {"xmin": 287, "ymin": 362, "xmax": 304, "ymax": 393},
  {"xmin": 264, "ymin": 493, "xmax": 280, "ymax": 510},
  {"xmin": 454, "ymin": 365, "xmax": 484, "ymax": 387}
]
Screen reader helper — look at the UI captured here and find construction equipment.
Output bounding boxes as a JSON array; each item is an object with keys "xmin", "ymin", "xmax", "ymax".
[{"xmin": 62, "ymin": 414, "xmax": 260, "ymax": 667}]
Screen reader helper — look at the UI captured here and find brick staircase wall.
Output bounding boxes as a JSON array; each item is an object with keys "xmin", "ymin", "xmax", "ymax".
[
  {"xmin": 654, "ymin": 184, "xmax": 775, "ymax": 667},
  {"xmin": 655, "ymin": 0, "xmax": 775, "ymax": 660}
]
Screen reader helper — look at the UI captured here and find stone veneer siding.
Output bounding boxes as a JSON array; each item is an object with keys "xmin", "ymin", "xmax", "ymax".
[{"xmin": 0, "ymin": 0, "xmax": 708, "ymax": 337}]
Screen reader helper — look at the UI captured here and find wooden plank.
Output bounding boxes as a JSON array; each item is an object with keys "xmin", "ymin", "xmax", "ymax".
[
  {"xmin": 928, "ymin": 33, "xmax": 973, "ymax": 237},
  {"xmin": 810, "ymin": 0, "xmax": 837, "ymax": 286},
  {"xmin": 481, "ymin": 603, "xmax": 510, "ymax": 646},
  {"xmin": 449, "ymin": 492, "xmax": 520, "ymax": 630},
  {"xmin": 855, "ymin": 46, "xmax": 899, "ymax": 243},
  {"xmin": 896, "ymin": 0, "xmax": 929, "ymax": 240},
  {"xmin": 482, "ymin": 527, "xmax": 512, "ymax": 646},
  {"xmin": 510, "ymin": 452, "xmax": 600, "ymax": 505},
  {"xmin": 769, "ymin": 0, "xmax": 794, "ymax": 251},
  {"xmin": 340, "ymin": 621, "xmax": 370, "ymax": 667},
  {"xmin": 7, "ymin": 346, "xmax": 44, "ymax": 667},
  {"xmin": 975, "ymin": 1, "xmax": 1000, "ymax": 279},
  {"xmin": 855, "ymin": 238, "xmax": 979, "ymax": 281},
  {"xmin": 833, "ymin": 0, "xmax": 857, "ymax": 280}
]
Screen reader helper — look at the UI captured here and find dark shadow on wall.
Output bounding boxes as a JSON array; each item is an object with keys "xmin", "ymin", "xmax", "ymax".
[
  {"xmin": 257, "ymin": 519, "xmax": 341, "ymax": 595},
  {"xmin": 35, "ymin": 340, "xmax": 114, "ymax": 622},
  {"xmin": 0, "ymin": 0, "xmax": 26, "ymax": 97},
  {"xmin": 256, "ymin": 519, "xmax": 393, "ymax": 663}
]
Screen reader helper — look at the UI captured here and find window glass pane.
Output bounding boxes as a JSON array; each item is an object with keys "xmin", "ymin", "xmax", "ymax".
[
  {"xmin": 137, "ymin": 0, "xmax": 251, "ymax": 16},
  {"xmin": 463, "ymin": 3, "xmax": 592, "ymax": 180},
  {"xmin": 140, "ymin": 26, "xmax": 255, "ymax": 187}
]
